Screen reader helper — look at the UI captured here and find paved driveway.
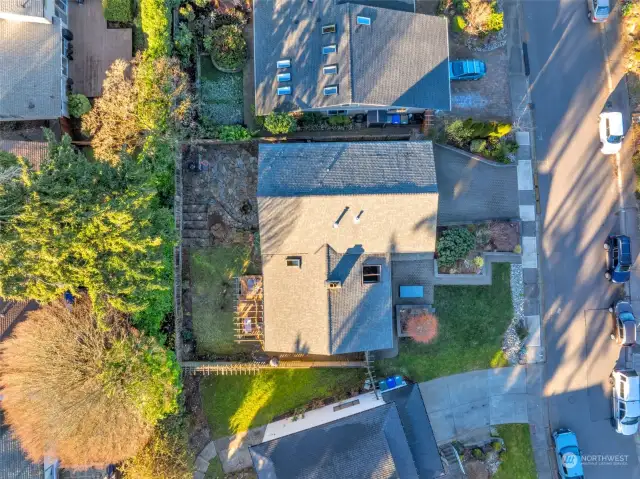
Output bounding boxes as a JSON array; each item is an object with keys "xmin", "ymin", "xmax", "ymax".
[
  {"xmin": 522, "ymin": 0, "xmax": 640, "ymax": 476},
  {"xmin": 418, "ymin": 366, "xmax": 528, "ymax": 443},
  {"xmin": 434, "ymin": 144, "xmax": 519, "ymax": 225}
]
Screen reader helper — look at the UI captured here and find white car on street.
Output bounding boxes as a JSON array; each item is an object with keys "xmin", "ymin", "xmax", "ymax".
[
  {"xmin": 599, "ymin": 112, "xmax": 624, "ymax": 155},
  {"xmin": 610, "ymin": 368, "xmax": 640, "ymax": 435}
]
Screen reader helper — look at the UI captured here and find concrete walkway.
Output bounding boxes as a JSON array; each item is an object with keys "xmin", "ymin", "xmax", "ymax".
[{"xmin": 418, "ymin": 366, "xmax": 529, "ymax": 443}]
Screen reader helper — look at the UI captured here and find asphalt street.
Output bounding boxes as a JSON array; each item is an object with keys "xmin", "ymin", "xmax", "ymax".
[{"xmin": 521, "ymin": 0, "xmax": 640, "ymax": 476}]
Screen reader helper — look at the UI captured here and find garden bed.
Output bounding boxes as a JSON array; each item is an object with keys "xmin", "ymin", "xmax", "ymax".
[
  {"xmin": 439, "ymin": 117, "xmax": 518, "ymax": 164},
  {"xmin": 396, "ymin": 305, "xmax": 437, "ymax": 338},
  {"xmin": 439, "ymin": 0, "xmax": 505, "ymax": 52},
  {"xmin": 436, "ymin": 222, "xmax": 520, "ymax": 274},
  {"xmin": 199, "ymin": 55, "xmax": 244, "ymax": 127}
]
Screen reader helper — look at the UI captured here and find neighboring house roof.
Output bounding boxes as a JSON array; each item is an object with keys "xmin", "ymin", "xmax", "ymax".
[
  {"xmin": 0, "ymin": 411, "xmax": 43, "ymax": 479},
  {"xmin": 0, "ymin": 0, "xmax": 45, "ymax": 18},
  {"xmin": 250, "ymin": 403, "xmax": 419, "ymax": 479},
  {"xmin": 0, "ymin": 140, "xmax": 48, "ymax": 169},
  {"xmin": 0, "ymin": 19, "xmax": 62, "ymax": 121},
  {"xmin": 382, "ymin": 384, "xmax": 444, "ymax": 479},
  {"xmin": 257, "ymin": 141, "xmax": 438, "ymax": 355},
  {"xmin": 253, "ymin": 0, "xmax": 450, "ymax": 115}
]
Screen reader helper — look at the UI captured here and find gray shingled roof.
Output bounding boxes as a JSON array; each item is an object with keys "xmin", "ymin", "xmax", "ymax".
[
  {"xmin": 0, "ymin": 412, "xmax": 43, "ymax": 479},
  {"xmin": 259, "ymin": 141, "xmax": 438, "ymax": 355},
  {"xmin": 0, "ymin": 19, "xmax": 63, "ymax": 121},
  {"xmin": 253, "ymin": 0, "xmax": 450, "ymax": 115},
  {"xmin": 0, "ymin": 140, "xmax": 48, "ymax": 169},
  {"xmin": 0, "ymin": 0, "xmax": 45, "ymax": 18},
  {"xmin": 250, "ymin": 403, "xmax": 419, "ymax": 479},
  {"xmin": 382, "ymin": 385, "xmax": 444, "ymax": 479}
]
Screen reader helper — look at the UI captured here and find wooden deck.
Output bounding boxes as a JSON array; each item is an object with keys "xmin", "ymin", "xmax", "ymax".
[{"xmin": 69, "ymin": 0, "xmax": 132, "ymax": 98}]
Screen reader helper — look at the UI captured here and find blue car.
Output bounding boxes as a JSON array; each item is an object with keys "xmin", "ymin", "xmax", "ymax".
[
  {"xmin": 604, "ymin": 235, "xmax": 632, "ymax": 283},
  {"xmin": 449, "ymin": 60, "xmax": 487, "ymax": 81},
  {"xmin": 553, "ymin": 429, "xmax": 584, "ymax": 478}
]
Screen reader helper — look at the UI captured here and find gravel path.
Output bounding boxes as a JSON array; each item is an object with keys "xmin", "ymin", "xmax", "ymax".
[{"xmin": 502, "ymin": 264, "xmax": 525, "ymax": 364}]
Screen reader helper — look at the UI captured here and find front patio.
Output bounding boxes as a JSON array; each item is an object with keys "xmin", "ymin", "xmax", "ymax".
[{"xmin": 68, "ymin": 0, "xmax": 132, "ymax": 97}]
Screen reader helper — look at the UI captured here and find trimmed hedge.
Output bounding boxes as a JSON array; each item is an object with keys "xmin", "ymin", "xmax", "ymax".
[
  {"xmin": 141, "ymin": 0, "xmax": 172, "ymax": 59},
  {"xmin": 102, "ymin": 0, "xmax": 133, "ymax": 22}
]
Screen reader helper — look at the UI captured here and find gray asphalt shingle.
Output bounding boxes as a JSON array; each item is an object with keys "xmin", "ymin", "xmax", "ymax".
[
  {"xmin": 0, "ymin": 19, "xmax": 63, "ymax": 121},
  {"xmin": 249, "ymin": 403, "xmax": 418, "ymax": 479},
  {"xmin": 253, "ymin": 0, "xmax": 449, "ymax": 114}
]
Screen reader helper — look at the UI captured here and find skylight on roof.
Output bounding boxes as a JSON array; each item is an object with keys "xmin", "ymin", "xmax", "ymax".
[
  {"xmin": 322, "ymin": 24, "xmax": 336, "ymax": 34},
  {"xmin": 322, "ymin": 44, "xmax": 337, "ymax": 55},
  {"xmin": 276, "ymin": 59, "xmax": 291, "ymax": 68},
  {"xmin": 324, "ymin": 85, "xmax": 338, "ymax": 96},
  {"xmin": 356, "ymin": 16, "xmax": 371, "ymax": 25},
  {"xmin": 277, "ymin": 72, "xmax": 291, "ymax": 82},
  {"xmin": 323, "ymin": 65, "xmax": 338, "ymax": 75},
  {"xmin": 277, "ymin": 86, "xmax": 292, "ymax": 95}
]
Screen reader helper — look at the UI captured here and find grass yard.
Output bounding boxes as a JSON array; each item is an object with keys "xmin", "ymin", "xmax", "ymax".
[
  {"xmin": 190, "ymin": 245, "xmax": 257, "ymax": 356},
  {"xmin": 200, "ymin": 56, "xmax": 244, "ymax": 126},
  {"xmin": 493, "ymin": 424, "xmax": 537, "ymax": 479},
  {"xmin": 377, "ymin": 263, "xmax": 512, "ymax": 382},
  {"xmin": 200, "ymin": 369, "xmax": 363, "ymax": 438}
]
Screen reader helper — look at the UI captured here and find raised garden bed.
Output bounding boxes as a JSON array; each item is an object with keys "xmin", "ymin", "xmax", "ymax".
[{"xmin": 436, "ymin": 222, "xmax": 520, "ymax": 274}]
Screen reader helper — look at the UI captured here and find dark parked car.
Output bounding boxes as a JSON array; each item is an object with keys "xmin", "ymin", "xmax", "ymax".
[
  {"xmin": 609, "ymin": 300, "xmax": 637, "ymax": 346},
  {"xmin": 449, "ymin": 60, "xmax": 487, "ymax": 81},
  {"xmin": 604, "ymin": 235, "xmax": 632, "ymax": 283}
]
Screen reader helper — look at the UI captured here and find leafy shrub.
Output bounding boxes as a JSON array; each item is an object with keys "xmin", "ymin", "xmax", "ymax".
[
  {"xmin": 213, "ymin": 9, "xmax": 248, "ymax": 28},
  {"xmin": 193, "ymin": 0, "xmax": 210, "ymax": 7},
  {"xmin": 141, "ymin": 0, "xmax": 171, "ymax": 59},
  {"xmin": 174, "ymin": 24, "xmax": 193, "ymax": 67},
  {"xmin": 446, "ymin": 119, "xmax": 474, "ymax": 147},
  {"xmin": 436, "ymin": 227, "xmax": 476, "ymax": 267},
  {"xmin": 121, "ymin": 413, "xmax": 193, "ymax": 479},
  {"xmin": 327, "ymin": 114, "xmax": 352, "ymax": 127},
  {"xmin": 515, "ymin": 321, "xmax": 529, "ymax": 341},
  {"xmin": 264, "ymin": 112, "xmax": 296, "ymax": 134},
  {"xmin": 405, "ymin": 312, "xmax": 439, "ymax": 344},
  {"xmin": 473, "ymin": 255, "xmax": 484, "ymax": 270},
  {"xmin": 453, "ymin": 0, "xmax": 470, "ymax": 13},
  {"xmin": 504, "ymin": 139, "xmax": 519, "ymax": 153},
  {"xmin": 297, "ymin": 112, "xmax": 325, "ymax": 128},
  {"xmin": 465, "ymin": 0, "xmax": 491, "ymax": 35},
  {"xmin": 513, "ymin": 244, "xmax": 522, "ymax": 254},
  {"xmin": 475, "ymin": 224, "xmax": 491, "ymax": 247},
  {"xmin": 67, "ymin": 94, "xmax": 91, "ymax": 118},
  {"xmin": 486, "ymin": 12, "xmax": 503, "ymax": 31},
  {"xmin": 218, "ymin": 125, "xmax": 251, "ymax": 141},
  {"xmin": 102, "ymin": 0, "xmax": 133, "ymax": 22},
  {"xmin": 179, "ymin": 3, "xmax": 195, "ymax": 21},
  {"xmin": 452, "ymin": 15, "xmax": 467, "ymax": 32},
  {"xmin": 470, "ymin": 139, "xmax": 486, "ymax": 153},
  {"xmin": 491, "ymin": 440, "xmax": 503, "ymax": 451},
  {"xmin": 204, "ymin": 25, "xmax": 247, "ymax": 70},
  {"xmin": 472, "ymin": 448, "xmax": 485, "ymax": 460},
  {"xmin": 489, "ymin": 122, "xmax": 512, "ymax": 138}
]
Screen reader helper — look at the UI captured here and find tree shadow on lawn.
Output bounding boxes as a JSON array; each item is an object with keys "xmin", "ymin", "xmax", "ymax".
[
  {"xmin": 378, "ymin": 263, "xmax": 513, "ymax": 382},
  {"xmin": 199, "ymin": 369, "xmax": 364, "ymax": 439}
]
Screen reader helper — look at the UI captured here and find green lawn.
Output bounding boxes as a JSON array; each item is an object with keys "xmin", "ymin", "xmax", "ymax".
[
  {"xmin": 200, "ymin": 369, "xmax": 363, "ymax": 438},
  {"xmin": 377, "ymin": 263, "xmax": 513, "ymax": 382},
  {"xmin": 493, "ymin": 424, "xmax": 537, "ymax": 479},
  {"xmin": 190, "ymin": 246, "xmax": 257, "ymax": 356}
]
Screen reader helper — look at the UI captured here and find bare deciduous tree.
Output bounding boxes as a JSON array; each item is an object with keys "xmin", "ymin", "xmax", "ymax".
[
  {"xmin": 0, "ymin": 296, "xmax": 180, "ymax": 467},
  {"xmin": 464, "ymin": 0, "xmax": 491, "ymax": 35}
]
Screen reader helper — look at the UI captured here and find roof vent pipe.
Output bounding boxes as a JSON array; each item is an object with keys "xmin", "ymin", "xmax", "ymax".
[{"xmin": 354, "ymin": 210, "xmax": 364, "ymax": 224}]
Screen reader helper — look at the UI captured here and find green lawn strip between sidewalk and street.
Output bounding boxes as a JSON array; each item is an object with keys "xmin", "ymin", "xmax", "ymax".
[
  {"xmin": 377, "ymin": 263, "xmax": 513, "ymax": 382},
  {"xmin": 201, "ymin": 369, "xmax": 363, "ymax": 438},
  {"xmin": 493, "ymin": 424, "xmax": 537, "ymax": 479}
]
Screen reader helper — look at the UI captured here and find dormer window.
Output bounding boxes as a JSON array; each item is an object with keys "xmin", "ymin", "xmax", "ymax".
[{"xmin": 322, "ymin": 24, "xmax": 336, "ymax": 34}]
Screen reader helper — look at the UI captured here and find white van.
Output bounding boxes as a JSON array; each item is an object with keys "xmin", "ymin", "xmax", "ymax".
[{"xmin": 611, "ymin": 368, "xmax": 640, "ymax": 435}]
